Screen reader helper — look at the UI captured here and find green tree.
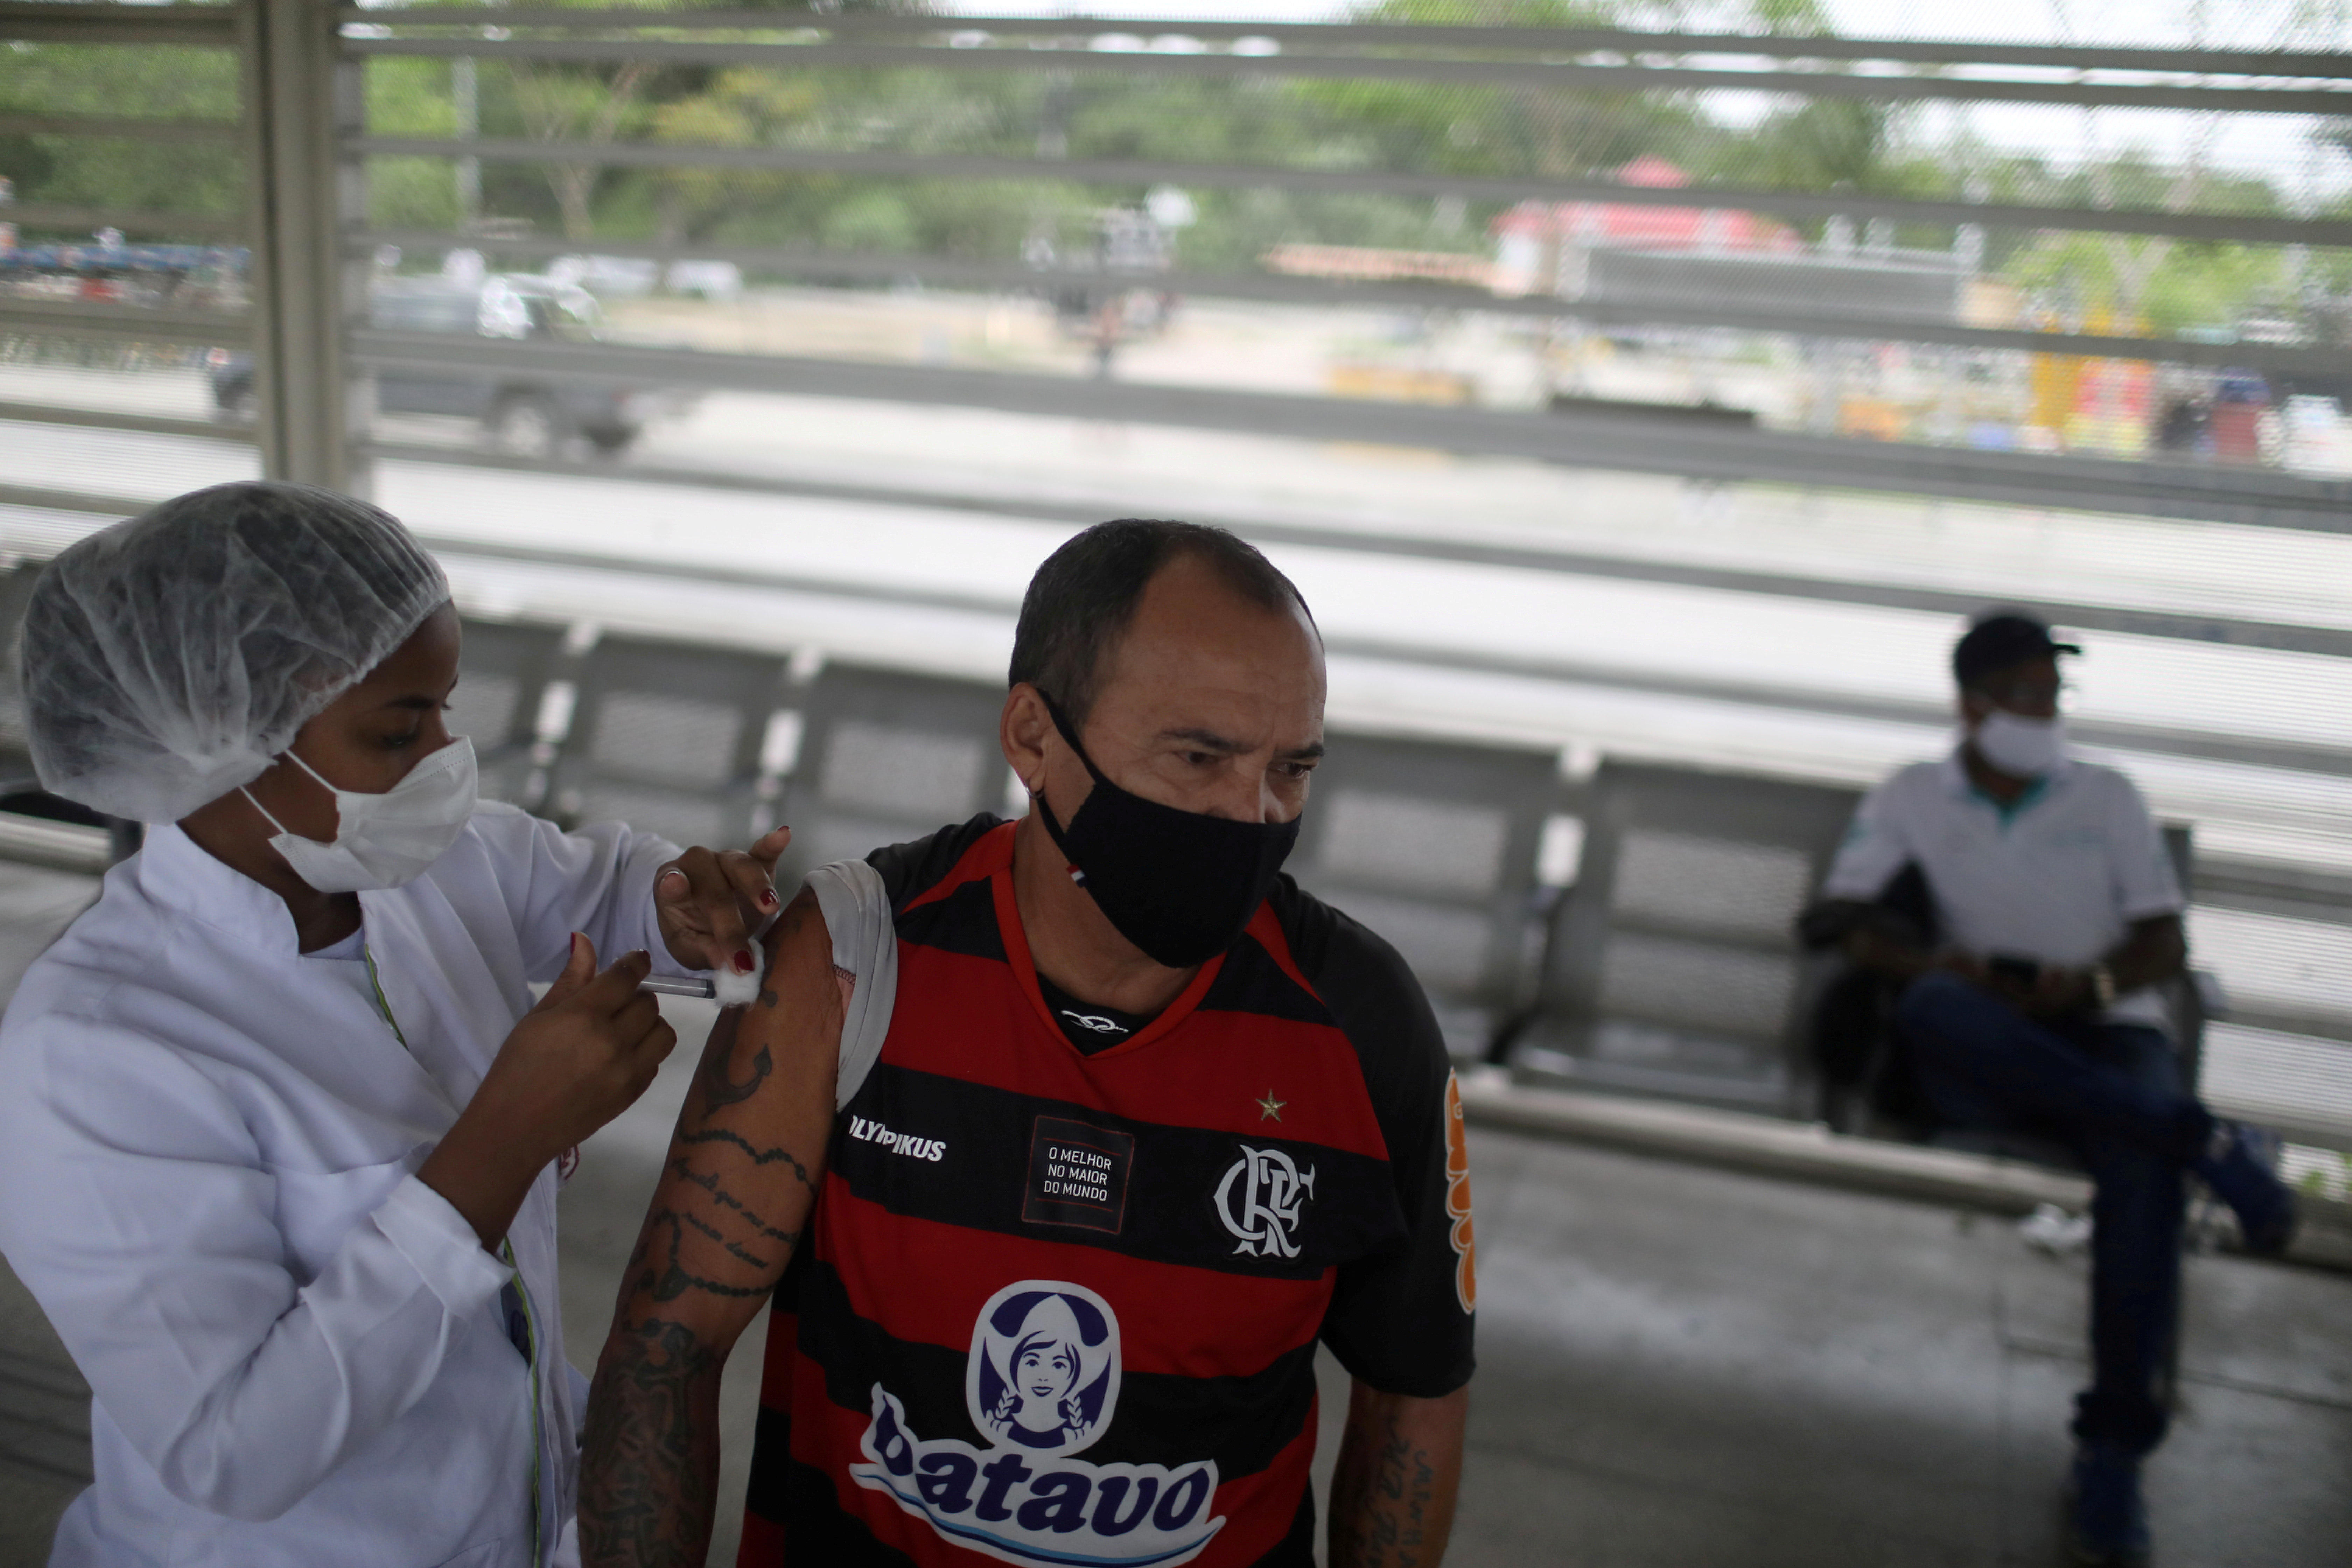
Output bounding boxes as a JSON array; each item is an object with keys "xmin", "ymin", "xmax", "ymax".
[{"xmin": 0, "ymin": 43, "xmax": 242, "ymax": 231}]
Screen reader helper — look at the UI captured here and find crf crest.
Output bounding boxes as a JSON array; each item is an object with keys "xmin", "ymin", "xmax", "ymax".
[{"xmin": 1214, "ymin": 1143, "xmax": 1316, "ymax": 1259}]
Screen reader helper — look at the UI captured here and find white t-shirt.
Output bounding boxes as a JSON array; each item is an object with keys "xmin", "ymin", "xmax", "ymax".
[{"xmin": 1821, "ymin": 751, "xmax": 2185, "ymax": 1030}]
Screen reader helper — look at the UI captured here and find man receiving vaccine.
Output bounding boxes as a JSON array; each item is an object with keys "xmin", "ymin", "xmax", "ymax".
[
  {"xmin": 579, "ymin": 519, "xmax": 1474, "ymax": 1568},
  {"xmin": 1806, "ymin": 611, "xmax": 2294, "ymax": 1568}
]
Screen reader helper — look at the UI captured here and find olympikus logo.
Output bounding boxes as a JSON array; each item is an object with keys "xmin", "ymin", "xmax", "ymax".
[
  {"xmin": 849, "ymin": 1115, "xmax": 947, "ymax": 1163},
  {"xmin": 850, "ymin": 1281, "xmax": 1224, "ymax": 1568}
]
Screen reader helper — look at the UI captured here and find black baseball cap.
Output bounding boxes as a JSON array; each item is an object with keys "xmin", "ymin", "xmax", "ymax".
[{"xmin": 1953, "ymin": 612, "xmax": 2080, "ymax": 687}]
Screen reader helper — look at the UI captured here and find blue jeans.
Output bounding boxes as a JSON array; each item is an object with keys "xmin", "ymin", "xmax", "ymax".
[{"xmin": 1896, "ymin": 971, "xmax": 2213, "ymax": 1455}]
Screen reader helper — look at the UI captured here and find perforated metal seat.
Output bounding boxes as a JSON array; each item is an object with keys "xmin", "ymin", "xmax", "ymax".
[
  {"xmin": 453, "ymin": 617, "xmax": 575, "ymax": 808},
  {"xmin": 545, "ymin": 635, "xmax": 795, "ymax": 853},
  {"xmin": 1291, "ymin": 733, "xmax": 1568, "ymax": 1063},
  {"xmin": 776, "ymin": 663, "xmax": 1012, "ymax": 885},
  {"xmin": 0, "ymin": 560, "xmax": 144, "ymax": 864},
  {"xmin": 0, "ymin": 562, "xmax": 46, "ymax": 794},
  {"xmin": 1518, "ymin": 762, "xmax": 2211, "ymax": 1127},
  {"xmin": 1513, "ymin": 760, "xmax": 1860, "ymax": 1117}
]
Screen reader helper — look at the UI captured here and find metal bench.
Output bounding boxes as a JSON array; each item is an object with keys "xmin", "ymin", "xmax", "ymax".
[
  {"xmin": 452, "ymin": 616, "xmax": 579, "ymax": 808},
  {"xmin": 1510, "ymin": 760, "xmax": 1881, "ymax": 1118},
  {"xmin": 2182, "ymin": 865, "xmax": 2352, "ymax": 1159},
  {"xmin": 1510, "ymin": 758, "xmax": 2224, "ymax": 1133},
  {"xmin": 0, "ymin": 560, "xmax": 140, "ymax": 868},
  {"xmin": 1292, "ymin": 732, "xmax": 1572, "ymax": 1063},
  {"xmin": 0, "ymin": 563, "xmax": 42, "ymax": 787},
  {"xmin": 775, "ymin": 662, "xmax": 1013, "ymax": 886},
  {"xmin": 543, "ymin": 633, "xmax": 796, "ymax": 852}
]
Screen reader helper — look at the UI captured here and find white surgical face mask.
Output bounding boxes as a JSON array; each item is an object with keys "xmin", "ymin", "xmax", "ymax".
[
  {"xmin": 1972, "ymin": 709, "xmax": 2066, "ymax": 779},
  {"xmin": 242, "ymin": 737, "xmax": 478, "ymax": 893}
]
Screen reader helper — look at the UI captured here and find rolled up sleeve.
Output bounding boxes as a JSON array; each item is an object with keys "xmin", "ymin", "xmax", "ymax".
[{"xmin": 0, "ymin": 1018, "xmax": 511, "ymax": 1523}]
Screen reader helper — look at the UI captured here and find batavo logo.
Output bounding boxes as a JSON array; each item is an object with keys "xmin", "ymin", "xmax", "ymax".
[
  {"xmin": 1444, "ymin": 1071, "xmax": 1476, "ymax": 1314},
  {"xmin": 849, "ymin": 1280, "xmax": 1225, "ymax": 1567}
]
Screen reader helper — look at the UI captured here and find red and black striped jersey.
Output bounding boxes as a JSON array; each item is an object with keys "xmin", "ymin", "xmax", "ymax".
[{"xmin": 740, "ymin": 815, "xmax": 1476, "ymax": 1568}]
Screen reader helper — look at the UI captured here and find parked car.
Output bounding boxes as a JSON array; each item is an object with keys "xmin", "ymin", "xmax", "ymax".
[
  {"xmin": 664, "ymin": 259, "xmax": 744, "ymax": 302},
  {"xmin": 208, "ymin": 274, "xmax": 690, "ymax": 457},
  {"xmin": 545, "ymin": 253, "xmax": 660, "ymax": 298}
]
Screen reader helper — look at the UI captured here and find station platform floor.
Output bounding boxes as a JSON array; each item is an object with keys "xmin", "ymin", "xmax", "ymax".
[{"xmin": 1, "ymin": 859, "xmax": 2347, "ymax": 1568}]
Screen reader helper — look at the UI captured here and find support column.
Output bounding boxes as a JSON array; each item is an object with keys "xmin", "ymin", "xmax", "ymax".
[{"xmin": 240, "ymin": 0, "xmax": 368, "ymax": 493}]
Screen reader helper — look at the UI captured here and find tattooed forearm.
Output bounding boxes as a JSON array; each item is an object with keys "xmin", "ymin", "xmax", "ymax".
[
  {"xmin": 636, "ymin": 1209, "xmax": 782, "ymax": 1302},
  {"xmin": 667, "ymin": 1158, "xmax": 799, "ymax": 1242},
  {"xmin": 583, "ymin": 882, "xmax": 840, "ymax": 1568},
  {"xmin": 581, "ymin": 1316, "xmax": 723, "ymax": 1568},
  {"xmin": 1329, "ymin": 1383, "xmax": 1467, "ymax": 1568},
  {"xmin": 674, "ymin": 1126, "xmax": 817, "ymax": 1189},
  {"xmin": 700, "ymin": 1039, "xmax": 772, "ymax": 1109}
]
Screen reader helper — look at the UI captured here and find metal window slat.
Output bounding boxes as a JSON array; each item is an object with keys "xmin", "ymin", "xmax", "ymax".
[
  {"xmin": 366, "ymin": 458, "xmax": 2352, "ymax": 779},
  {"xmin": 344, "ymin": 138, "xmax": 2352, "ymax": 250},
  {"xmin": 333, "ymin": 34, "xmax": 2352, "ymax": 115},
  {"xmin": 345, "ymin": 227, "xmax": 2352, "ymax": 380},
  {"xmin": 342, "ymin": 330, "xmax": 2352, "ymax": 537},
  {"xmin": 0, "ymin": 1, "xmax": 239, "ymax": 46},
  {"xmin": 0, "ymin": 300, "xmax": 253, "ymax": 349},
  {"xmin": 0, "ymin": 402, "xmax": 254, "ymax": 444},
  {"xmin": 18, "ymin": 466, "xmax": 2340, "ymax": 785},
  {"xmin": 0, "ymin": 112, "xmax": 243, "ymax": 144},
  {"xmin": 0, "ymin": 482, "xmax": 166, "ymax": 519},
  {"xmin": 0, "ymin": 203, "xmax": 246, "ymax": 242},
  {"xmin": 330, "ymin": 8, "xmax": 2352, "ymax": 79},
  {"xmin": 350, "ymin": 435, "xmax": 2352, "ymax": 665}
]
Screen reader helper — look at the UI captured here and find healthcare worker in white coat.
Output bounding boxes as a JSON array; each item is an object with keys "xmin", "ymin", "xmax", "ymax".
[{"xmin": 0, "ymin": 482, "xmax": 791, "ymax": 1568}]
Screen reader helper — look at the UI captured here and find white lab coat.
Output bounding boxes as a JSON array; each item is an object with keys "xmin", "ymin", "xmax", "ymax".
[{"xmin": 0, "ymin": 803, "xmax": 686, "ymax": 1568}]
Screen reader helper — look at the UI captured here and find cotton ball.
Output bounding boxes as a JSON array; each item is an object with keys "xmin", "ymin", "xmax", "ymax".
[{"xmin": 711, "ymin": 946, "xmax": 764, "ymax": 1008}]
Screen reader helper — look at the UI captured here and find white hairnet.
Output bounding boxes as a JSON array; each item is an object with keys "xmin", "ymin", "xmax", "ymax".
[{"xmin": 22, "ymin": 482, "xmax": 452, "ymax": 824}]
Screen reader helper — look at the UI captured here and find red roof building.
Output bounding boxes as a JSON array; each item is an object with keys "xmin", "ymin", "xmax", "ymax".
[{"xmin": 1491, "ymin": 159, "xmax": 1802, "ymax": 295}]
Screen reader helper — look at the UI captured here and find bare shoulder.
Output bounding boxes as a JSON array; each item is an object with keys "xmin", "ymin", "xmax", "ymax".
[{"xmin": 758, "ymin": 885, "xmax": 846, "ymax": 1027}]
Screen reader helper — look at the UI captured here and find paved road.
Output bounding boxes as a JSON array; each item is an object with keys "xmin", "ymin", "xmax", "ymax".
[
  {"xmin": 3, "ymin": 375, "xmax": 2347, "ymax": 877},
  {"xmin": 3, "ymin": 367, "xmax": 2348, "ymax": 1134}
]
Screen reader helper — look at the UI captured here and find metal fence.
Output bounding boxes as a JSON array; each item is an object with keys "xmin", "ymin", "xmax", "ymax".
[{"xmin": 1, "ymin": 0, "xmax": 2348, "ymax": 1185}]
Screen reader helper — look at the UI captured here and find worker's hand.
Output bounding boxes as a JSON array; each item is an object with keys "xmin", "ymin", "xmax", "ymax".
[
  {"xmin": 421, "ymin": 936, "xmax": 680, "ymax": 1249},
  {"xmin": 479, "ymin": 936, "xmax": 679, "ymax": 1162},
  {"xmin": 654, "ymin": 825, "xmax": 792, "ymax": 978}
]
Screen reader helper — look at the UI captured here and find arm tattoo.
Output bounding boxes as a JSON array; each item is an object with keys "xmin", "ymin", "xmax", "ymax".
[
  {"xmin": 1332, "ymin": 1404, "xmax": 1444, "ymax": 1568},
  {"xmin": 635, "ymin": 1209, "xmax": 780, "ymax": 1302},
  {"xmin": 698, "ymin": 1031, "xmax": 772, "ymax": 1110},
  {"xmin": 581, "ymin": 1316, "xmax": 722, "ymax": 1568},
  {"xmin": 668, "ymin": 1157, "xmax": 798, "ymax": 1242},
  {"xmin": 674, "ymin": 1126, "xmax": 816, "ymax": 1190}
]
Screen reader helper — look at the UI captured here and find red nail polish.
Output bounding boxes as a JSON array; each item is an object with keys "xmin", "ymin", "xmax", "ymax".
[
  {"xmin": 732, "ymin": 950, "xmax": 755, "ymax": 974},
  {"xmin": 760, "ymin": 890, "xmax": 780, "ymax": 910}
]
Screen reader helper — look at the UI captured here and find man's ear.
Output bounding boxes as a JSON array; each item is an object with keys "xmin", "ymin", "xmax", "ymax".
[
  {"xmin": 1956, "ymin": 689, "xmax": 1990, "ymax": 728},
  {"xmin": 1001, "ymin": 684, "xmax": 1052, "ymax": 792}
]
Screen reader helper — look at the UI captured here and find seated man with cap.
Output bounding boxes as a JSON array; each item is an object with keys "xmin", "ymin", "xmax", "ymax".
[{"xmin": 1803, "ymin": 610, "xmax": 2295, "ymax": 1568}]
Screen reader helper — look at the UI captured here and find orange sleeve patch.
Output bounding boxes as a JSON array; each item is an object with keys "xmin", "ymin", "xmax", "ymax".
[{"xmin": 1443, "ymin": 1069, "xmax": 1476, "ymax": 1314}]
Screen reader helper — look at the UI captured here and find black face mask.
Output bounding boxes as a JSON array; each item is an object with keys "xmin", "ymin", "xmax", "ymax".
[{"xmin": 1032, "ymin": 694, "xmax": 1301, "ymax": 969}]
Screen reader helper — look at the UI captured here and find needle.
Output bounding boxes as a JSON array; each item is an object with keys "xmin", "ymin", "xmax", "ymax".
[
  {"xmin": 638, "ymin": 976, "xmax": 716, "ymax": 999},
  {"xmin": 638, "ymin": 893, "xmax": 787, "ymax": 1003}
]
